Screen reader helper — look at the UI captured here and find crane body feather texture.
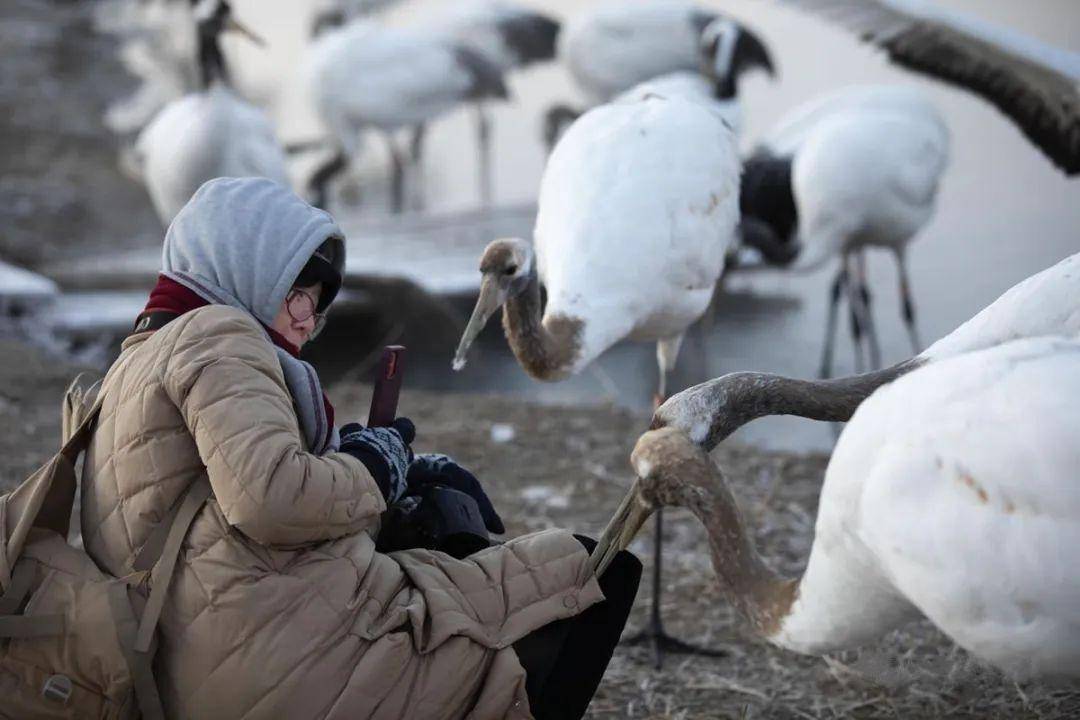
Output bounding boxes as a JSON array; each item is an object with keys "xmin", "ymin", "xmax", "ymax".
[
  {"xmin": 620, "ymin": 338, "xmax": 1080, "ymax": 679},
  {"xmin": 132, "ymin": 0, "xmax": 290, "ymax": 227},
  {"xmin": 749, "ymin": 85, "xmax": 950, "ymax": 271},
  {"xmin": 560, "ymin": 0, "xmax": 718, "ymax": 103},
  {"xmin": 306, "ymin": 22, "xmax": 504, "ymax": 139},
  {"xmin": 613, "ymin": 71, "xmax": 742, "ymax": 136},
  {"xmin": 921, "ymin": 252, "xmax": 1080, "ymax": 361},
  {"xmin": 760, "ymin": 84, "xmax": 943, "ymax": 158},
  {"xmin": 534, "ymin": 95, "xmax": 739, "ymax": 377},
  {"xmin": 136, "ymin": 85, "xmax": 290, "ymax": 227},
  {"xmin": 780, "ymin": 336, "xmax": 1080, "ymax": 678},
  {"xmin": 791, "ymin": 108, "xmax": 948, "ymax": 270},
  {"xmin": 433, "ymin": 0, "xmax": 560, "ymax": 72}
]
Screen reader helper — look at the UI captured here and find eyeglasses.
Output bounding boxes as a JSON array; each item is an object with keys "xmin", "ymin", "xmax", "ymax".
[{"xmin": 286, "ymin": 288, "xmax": 327, "ymax": 338}]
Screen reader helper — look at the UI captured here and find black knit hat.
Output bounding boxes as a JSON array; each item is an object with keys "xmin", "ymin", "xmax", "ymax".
[{"xmin": 295, "ymin": 237, "xmax": 343, "ymax": 312}]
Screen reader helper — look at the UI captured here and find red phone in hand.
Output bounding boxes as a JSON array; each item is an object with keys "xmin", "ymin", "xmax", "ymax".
[{"xmin": 367, "ymin": 346, "xmax": 405, "ymax": 427}]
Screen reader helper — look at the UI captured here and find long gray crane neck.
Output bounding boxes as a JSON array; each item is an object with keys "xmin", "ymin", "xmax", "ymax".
[{"xmin": 660, "ymin": 359, "xmax": 924, "ymax": 451}]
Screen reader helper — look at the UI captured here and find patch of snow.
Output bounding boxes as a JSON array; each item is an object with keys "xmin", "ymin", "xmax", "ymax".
[
  {"xmin": 520, "ymin": 485, "xmax": 553, "ymax": 502},
  {"xmin": 546, "ymin": 494, "xmax": 570, "ymax": 510},
  {"xmin": 490, "ymin": 423, "xmax": 515, "ymax": 443},
  {"xmin": 520, "ymin": 485, "xmax": 570, "ymax": 509},
  {"xmin": 38, "ymin": 291, "xmax": 145, "ymax": 334},
  {"xmin": 0, "ymin": 260, "xmax": 59, "ymax": 302}
]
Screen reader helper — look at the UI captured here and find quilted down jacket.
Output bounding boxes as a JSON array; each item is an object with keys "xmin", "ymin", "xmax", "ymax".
[{"xmin": 79, "ymin": 304, "xmax": 604, "ymax": 719}]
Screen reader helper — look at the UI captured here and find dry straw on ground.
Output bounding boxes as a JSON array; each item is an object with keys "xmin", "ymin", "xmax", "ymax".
[{"xmin": 3, "ymin": 340, "xmax": 1078, "ymax": 719}]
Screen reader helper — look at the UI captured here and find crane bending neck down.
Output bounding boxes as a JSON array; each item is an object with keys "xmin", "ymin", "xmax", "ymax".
[{"xmin": 595, "ymin": 337, "xmax": 1080, "ymax": 677}]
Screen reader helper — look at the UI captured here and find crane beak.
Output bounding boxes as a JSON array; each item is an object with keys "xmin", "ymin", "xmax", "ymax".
[
  {"xmin": 452, "ymin": 275, "xmax": 505, "ymax": 371},
  {"xmin": 587, "ymin": 479, "xmax": 653, "ymax": 577},
  {"xmin": 225, "ymin": 17, "xmax": 266, "ymax": 47}
]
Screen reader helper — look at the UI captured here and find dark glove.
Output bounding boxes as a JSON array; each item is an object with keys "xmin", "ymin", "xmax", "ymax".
[
  {"xmin": 406, "ymin": 454, "xmax": 505, "ymax": 534},
  {"xmin": 340, "ymin": 418, "xmax": 416, "ymax": 504}
]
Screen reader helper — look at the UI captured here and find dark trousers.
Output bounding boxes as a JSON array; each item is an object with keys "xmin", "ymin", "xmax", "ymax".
[{"xmin": 513, "ymin": 536, "xmax": 642, "ymax": 720}]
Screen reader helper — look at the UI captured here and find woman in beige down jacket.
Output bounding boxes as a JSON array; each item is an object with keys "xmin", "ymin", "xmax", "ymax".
[{"xmin": 80, "ymin": 178, "xmax": 641, "ymax": 719}]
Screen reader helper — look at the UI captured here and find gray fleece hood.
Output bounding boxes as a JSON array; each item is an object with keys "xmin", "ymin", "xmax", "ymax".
[
  {"xmin": 161, "ymin": 177, "xmax": 345, "ymax": 454},
  {"xmin": 162, "ymin": 176, "xmax": 344, "ymax": 325}
]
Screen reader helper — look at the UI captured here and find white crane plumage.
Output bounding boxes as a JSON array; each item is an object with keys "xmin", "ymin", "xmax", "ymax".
[
  {"xmin": 613, "ymin": 71, "xmax": 742, "ymax": 136},
  {"xmin": 561, "ymin": 0, "xmax": 721, "ymax": 104},
  {"xmin": 97, "ymin": 0, "xmax": 360, "ymax": 137},
  {"xmin": 651, "ymin": 250, "xmax": 1080, "ymax": 451},
  {"xmin": 310, "ymin": 0, "xmax": 408, "ymax": 33},
  {"xmin": 739, "ymin": 84, "xmax": 950, "ymax": 377},
  {"xmin": 432, "ymin": 0, "xmax": 561, "ymax": 74},
  {"xmin": 133, "ymin": 0, "xmax": 290, "ymax": 227},
  {"xmin": 452, "ymin": 93, "xmax": 740, "ymax": 665},
  {"xmin": 303, "ymin": 20, "xmax": 509, "ymax": 212},
  {"xmin": 453, "ymin": 95, "xmax": 739, "ymax": 388},
  {"xmin": 545, "ymin": 1, "xmax": 774, "ymax": 150},
  {"xmin": 595, "ymin": 333, "xmax": 1080, "ymax": 679},
  {"xmin": 776, "ymin": 0, "xmax": 1080, "ymax": 175},
  {"xmin": 417, "ymin": 1, "xmax": 561, "ymax": 205}
]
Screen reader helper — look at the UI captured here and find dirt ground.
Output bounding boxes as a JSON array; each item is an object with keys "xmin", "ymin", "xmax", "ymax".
[
  {"xmin": 2, "ymin": 339, "xmax": 1076, "ymax": 719},
  {"xmin": 0, "ymin": 0, "xmax": 160, "ymax": 268}
]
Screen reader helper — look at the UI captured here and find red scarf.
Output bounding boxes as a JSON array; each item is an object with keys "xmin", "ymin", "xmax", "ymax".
[{"xmin": 142, "ymin": 275, "xmax": 335, "ymax": 429}]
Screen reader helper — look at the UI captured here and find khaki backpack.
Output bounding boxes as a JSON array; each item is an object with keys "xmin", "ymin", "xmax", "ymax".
[{"xmin": 0, "ymin": 380, "xmax": 209, "ymax": 719}]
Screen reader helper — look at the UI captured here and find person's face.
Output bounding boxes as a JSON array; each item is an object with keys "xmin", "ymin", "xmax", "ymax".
[{"xmin": 271, "ymin": 282, "xmax": 324, "ymax": 348}]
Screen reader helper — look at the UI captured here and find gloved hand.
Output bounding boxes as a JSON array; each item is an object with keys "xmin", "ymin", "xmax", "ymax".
[
  {"xmin": 340, "ymin": 418, "xmax": 416, "ymax": 504},
  {"xmin": 406, "ymin": 454, "xmax": 505, "ymax": 534}
]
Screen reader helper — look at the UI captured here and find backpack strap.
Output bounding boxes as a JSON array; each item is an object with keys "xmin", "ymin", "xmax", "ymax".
[
  {"xmin": 109, "ymin": 479, "xmax": 210, "ymax": 720},
  {"xmin": 0, "ymin": 562, "xmax": 34, "ymax": 615},
  {"xmin": 133, "ymin": 479, "xmax": 211, "ymax": 654},
  {"xmin": 0, "ymin": 565, "xmax": 65, "ymax": 639},
  {"xmin": 108, "ymin": 584, "xmax": 165, "ymax": 720},
  {"xmin": 32, "ymin": 393, "xmax": 106, "ymax": 540},
  {"xmin": 0, "ymin": 613, "xmax": 65, "ymax": 638}
]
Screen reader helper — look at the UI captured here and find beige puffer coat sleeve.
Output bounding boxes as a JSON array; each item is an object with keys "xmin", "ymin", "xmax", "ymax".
[{"xmin": 162, "ymin": 307, "xmax": 385, "ymax": 546}]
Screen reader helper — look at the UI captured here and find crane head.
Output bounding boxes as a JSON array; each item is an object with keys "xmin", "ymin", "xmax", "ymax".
[
  {"xmin": 700, "ymin": 18, "xmax": 776, "ymax": 93},
  {"xmin": 589, "ymin": 427, "xmax": 718, "ymax": 576},
  {"xmin": 452, "ymin": 238, "xmax": 535, "ymax": 371}
]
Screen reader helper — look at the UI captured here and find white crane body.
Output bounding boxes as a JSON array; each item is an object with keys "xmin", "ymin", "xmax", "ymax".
[
  {"xmin": 561, "ymin": 0, "xmax": 715, "ymax": 103},
  {"xmin": 307, "ymin": 23, "xmax": 480, "ymax": 138},
  {"xmin": 781, "ymin": 336, "xmax": 1080, "ymax": 679},
  {"xmin": 921, "ymin": 252, "xmax": 1080, "ymax": 362},
  {"xmin": 752, "ymin": 85, "xmax": 950, "ymax": 271},
  {"xmin": 535, "ymin": 95, "xmax": 739, "ymax": 374},
  {"xmin": 137, "ymin": 77, "xmax": 289, "ymax": 227}
]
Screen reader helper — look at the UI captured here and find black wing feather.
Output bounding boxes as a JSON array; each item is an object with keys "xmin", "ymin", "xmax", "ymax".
[{"xmin": 780, "ymin": 0, "xmax": 1080, "ymax": 176}]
